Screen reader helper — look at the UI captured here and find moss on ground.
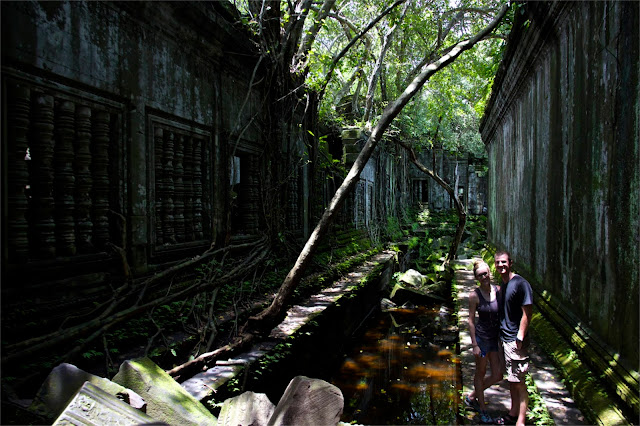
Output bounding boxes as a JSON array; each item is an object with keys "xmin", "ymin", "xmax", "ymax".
[{"xmin": 529, "ymin": 311, "xmax": 629, "ymax": 425}]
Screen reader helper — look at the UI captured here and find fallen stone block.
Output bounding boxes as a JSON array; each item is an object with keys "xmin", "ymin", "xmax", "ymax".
[
  {"xmin": 113, "ymin": 357, "xmax": 217, "ymax": 425},
  {"xmin": 52, "ymin": 381, "xmax": 158, "ymax": 425},
  {"xmin": 268, "ymin": 376, "xmax": 343, "ymax": 426},
  {"xmin": 398, "ymin": 269, "xmax": 427, "ymax": 287},
  {"xmin": 217, "ymin": 391, "xmax": 275, "ymax": 426},
  {"xmin": 29, "ymin": 363, "xmax": 146, "ymax": 421},
  {"xmin": 390, "ymin": 283, "xmax": 446, "ymax": 305}
]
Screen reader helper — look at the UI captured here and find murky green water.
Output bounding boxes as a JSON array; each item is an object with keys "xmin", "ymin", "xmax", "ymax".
[{"xmin": 330, "ymin": 305, "xmax": 461, "ymax": 425}]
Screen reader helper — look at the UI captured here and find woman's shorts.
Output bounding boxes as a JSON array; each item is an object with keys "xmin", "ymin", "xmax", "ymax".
[{"xmin": 475, "ymin": 334, "xmax": 499, "ymax": 357}]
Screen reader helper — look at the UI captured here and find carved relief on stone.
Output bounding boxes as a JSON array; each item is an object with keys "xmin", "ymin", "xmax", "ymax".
[
  {"xmin": 192, "ymin": 137, "xmax": 204, "ymax": 240},
  {"xmin": 154, "ymin": 127, "xmax": 165, "ymax": 245},
  {"xmin": 162, "ymin": 130, "xmax": 176, "ymax": 244},
  {"xmin": 183, "ymin": 136, "xmax": 194, "ymax": 242},
  {"xmin": 287, "ymin": 164, "xmax": 300, "ymax": 230},
  {"xmin": 174, "ymin": 134, "xmax": 186, "ymax": 243},
  {"xmin": 151, "ymin": 121, "xmax": 209, "ymax": 251},
  {"xmin": 3, "ymin": 79, "xmax": 121, "ymax": 266},
  {"xmin": 241, "ymin": 154, "xmax": 260, "ymax": 234},
  {"xmin": 74, "ymin": 106, "xmax": 94, "ymax": 252}
]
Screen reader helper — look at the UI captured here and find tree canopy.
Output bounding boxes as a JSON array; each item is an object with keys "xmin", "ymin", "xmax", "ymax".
[{"xmin": 299, "ymin": 0, "xmax": 510, "ymax": 149}]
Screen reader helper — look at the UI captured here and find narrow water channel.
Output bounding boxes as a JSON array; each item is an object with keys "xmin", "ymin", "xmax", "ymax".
[{"xmin": 330, "ymin": 305, "xmax": 461, "ymax": 425}]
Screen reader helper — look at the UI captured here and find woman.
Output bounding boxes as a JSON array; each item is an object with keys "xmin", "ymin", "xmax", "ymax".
[{"xmin": 465, "ymin": 260, "xmax": 503, "ymax": 424}]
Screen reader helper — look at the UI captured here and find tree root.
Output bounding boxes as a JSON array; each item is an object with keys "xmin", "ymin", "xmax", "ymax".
[
  {"xmin": 2, "ymin": 237, "xmax": 270, "ymax": 368},
  {"xmin": 166, "ymin": 332, "xmax": 255, "ymax": 381}
]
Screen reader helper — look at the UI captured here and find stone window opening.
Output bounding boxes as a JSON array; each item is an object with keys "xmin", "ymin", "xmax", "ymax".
[
  {"xmin": 152, "ymin": 122, "xmax": 209, "ymax": 252},
  {"xmin": 4, "ymin": 83, "xmax": 122, "ymax": 264}
]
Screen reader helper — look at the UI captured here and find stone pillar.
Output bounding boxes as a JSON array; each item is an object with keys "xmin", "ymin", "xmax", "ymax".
[
  {"xmin": 6, "ymin": 84, "xmax": 31, "ymax": 263},
  {"xmin": 31, "ymin": 93, "xmax": 57, "ymax": 258},
  {"xmin": 129, "ymin": 100, "xmax": 148, "ymax": 274},
  {"xmin": 54, "ymin": 100, "xmax": 77, "ymax": 256},
  {"xmin": 74, "ymin": 106, "xmax": 93, "ymax": 252},
  {"xmin": 91, "ymin": 111, "xmax": 111, "ymax": 250}
]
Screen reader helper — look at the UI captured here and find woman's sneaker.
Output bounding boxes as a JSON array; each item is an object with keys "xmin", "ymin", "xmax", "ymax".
[{"xmin": 464, "ymin": 395, "xmax": 480, "ymax": 410}]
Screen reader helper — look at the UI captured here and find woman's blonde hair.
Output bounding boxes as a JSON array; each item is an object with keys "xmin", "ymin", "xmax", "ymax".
[{"xmin": 473, "ymin": 260, "xmax": 490, "ymax": 277}]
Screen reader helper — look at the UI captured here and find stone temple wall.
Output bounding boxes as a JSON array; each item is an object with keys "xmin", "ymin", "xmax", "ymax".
[
  {"xmin": 0, "ymin": 2, "xmax": 286, "ymax": 344},
  {"xmin": 480, "ymin": 0, "xmax": 639, "ymax": 404},
  {"xmin": 340, "ymin": 128, "xmax": 412, "ymax": 235},
  {"xmin": 0, "ymin": 2, "xmax": 420, "ymax": 357},
  {"xmin": 408, "ymin": 148, "xmax": 488, "ymax": 215}
]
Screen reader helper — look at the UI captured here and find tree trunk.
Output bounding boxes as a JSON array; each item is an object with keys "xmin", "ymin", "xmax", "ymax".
[
  {"xmin": 247, "ymin": 3, "xmax": 509, "ymax": 331},
  {"xmin": 398, "ymin": 140, "xmax": 466, "ymax": 264}
]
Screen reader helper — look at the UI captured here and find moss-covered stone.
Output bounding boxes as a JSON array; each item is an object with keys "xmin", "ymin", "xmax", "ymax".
[
  {"xmin": 113, "ymin": 357, "xmax": 217, "ymax": 425},
  {"xmin": 28, "ymin": 363, "xmax": 145, "ymax": 421},
  {"xmin": 530, "ymin": 312, "xmax": 630, "ymax": 425}
]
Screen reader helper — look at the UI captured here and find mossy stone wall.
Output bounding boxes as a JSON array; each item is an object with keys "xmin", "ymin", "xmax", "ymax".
[{"xmin": 480, "ymin": 1, "xmax": 639, "ymax": 375}]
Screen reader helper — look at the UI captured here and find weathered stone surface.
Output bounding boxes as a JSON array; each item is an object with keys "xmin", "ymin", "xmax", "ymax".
[
  {"xmin": 112, "ymin": 357, "xmax": 217, "ymax": 425},
  {"xmin": 398, "ymin": 269, "xmax": 426, "ymax": 287},
  {"xmin": 390, "ymin": 283, "xmax": 446, "ymax": 306},
  {"xmin": 182, "ymin": 343, "xmax": 276, "ymax": 402},
  {"xmin": 217, "ymin": 391, "xmax": 275, "ymax": 426},
  {"xmin": 481, "ymin": 0, "xmax": 639, "ymax": 375},
  {"xmin": 380, "ymin": 297, "xmax": 397, "ymax": 311},
  {"xmin": 52, "ymin": 381, "xmax": 157, "ymax": 426},
  {"xmin": 29, "ymin": 363, "xmax": 146, "ymax": 421},
  {"xmin": 268, "ymin": 376, "xmax": 343, "ymax": 426}
]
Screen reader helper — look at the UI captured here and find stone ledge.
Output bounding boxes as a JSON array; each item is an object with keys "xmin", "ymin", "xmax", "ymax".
[
  {"xmin": 533, "ymin": 291, "xmax": 639, "ymax": 422},
  {"xmin": 181, "ymin": 251, "xmax": 396, "ymax": 404},
  {"xmin": 529, "ymin": 311, "xmax": 631, "ymax": 425}
]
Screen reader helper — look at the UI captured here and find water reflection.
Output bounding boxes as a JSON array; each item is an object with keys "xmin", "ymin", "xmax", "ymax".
[{"xmin": 331, "ymin": 306, "xmax": 460, "ymax": 425}]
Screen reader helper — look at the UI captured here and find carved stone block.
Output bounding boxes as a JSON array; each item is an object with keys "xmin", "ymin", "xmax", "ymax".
[
  {"xmin": 268, "ymin": 376, "xmax": 343, "ymax": 426},
  {"xmin": 217, "ymin": 391, "xmax": 275, "ymax": 426},
  {"xmin": 52, "ymin": 381, "xmax": 157, "ymax": 425},
  {"xmin": 29, "ymin": 363, "xmax": 146, "ymax": 421}
]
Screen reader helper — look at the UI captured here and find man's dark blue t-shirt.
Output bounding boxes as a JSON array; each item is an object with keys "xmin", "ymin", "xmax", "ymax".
[{"xmin": 499, "ymin": 274, "xmax": 533, "ymax": 342}]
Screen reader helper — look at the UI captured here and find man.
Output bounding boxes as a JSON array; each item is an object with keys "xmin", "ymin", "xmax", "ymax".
[{"xmin": 495, "ymin": 250, "xmax": 533, "ymax": 426}]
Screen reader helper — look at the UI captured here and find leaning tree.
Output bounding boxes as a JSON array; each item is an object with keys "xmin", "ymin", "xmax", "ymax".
[
  {"xmin": 248, "ymin": 0, "xmax": 511, "ymax": 332},
  {"xmin": 2, "ymin": 0, "xmax": 512, "ymax": 378}
]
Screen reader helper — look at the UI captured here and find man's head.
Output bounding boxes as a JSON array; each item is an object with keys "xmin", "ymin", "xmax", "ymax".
[{"xmin": 494, "ymin": 250, "xmax": 513, "ymax": 280}]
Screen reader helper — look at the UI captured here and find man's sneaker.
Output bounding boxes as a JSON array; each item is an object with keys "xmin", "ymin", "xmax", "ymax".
[
  {"xmin": 479, "ymin": 411, "xmax": 494, "ymax": 424},
  {"xmin": 464, "ymin": 395, "xmax": 479, "ymax": 410}
]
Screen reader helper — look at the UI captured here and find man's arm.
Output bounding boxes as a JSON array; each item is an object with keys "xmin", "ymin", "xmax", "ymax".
[{"xmin": 516, "ymin": 304, "xmax": 532, "ymax": 349}]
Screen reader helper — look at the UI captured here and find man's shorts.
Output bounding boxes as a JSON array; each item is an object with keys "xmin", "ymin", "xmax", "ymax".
[{"xmin": 502, "ymin": 339, "xmax": 529, "ymax": 382}]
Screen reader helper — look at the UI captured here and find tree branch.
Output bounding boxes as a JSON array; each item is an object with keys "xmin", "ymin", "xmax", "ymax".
[
  {"xmin": 292, "ymin": 0, "xmax": 337, "ymax": 74},
  {"xmin": 317, "ymin": 0, "xmax": 406, "ymax": 101}
]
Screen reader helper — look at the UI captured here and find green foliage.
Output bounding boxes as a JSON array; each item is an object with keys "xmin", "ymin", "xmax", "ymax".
[
  {"xmin": 306, "ymin": 0, "xmax": 510, "ymax": 156},
  {"xmin": 81, "ymin": 349, "xmax": 104, "ymax": 360},
  {"xmin": 385, "ymin": 215, "xmax": 406, "ymax": 241},
  {"xmin": 480, "ymin": 245, "xmax": 499, "ymax": 279},
  {"xmin": 525, "ymin": 374, "xmax": 555, "ymax": 425}
]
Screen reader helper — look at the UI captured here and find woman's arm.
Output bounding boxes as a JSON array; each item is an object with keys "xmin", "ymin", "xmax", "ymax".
[{"xmin": 468, "ymin": 291, "xmax": 481, "ymax": 356}]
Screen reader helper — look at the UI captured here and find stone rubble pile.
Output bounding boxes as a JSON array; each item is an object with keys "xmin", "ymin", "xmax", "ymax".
[{"xmin": 27, "ymin": 358, "xmax": 345, "ymax": 426}]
